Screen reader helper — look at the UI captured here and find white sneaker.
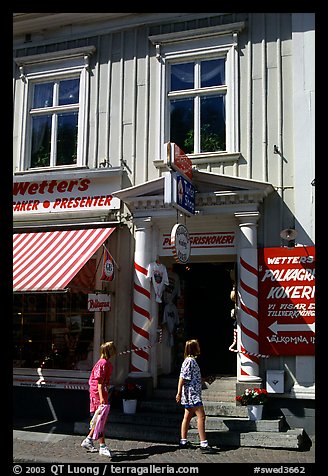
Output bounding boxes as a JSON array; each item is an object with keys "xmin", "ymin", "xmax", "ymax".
[
  {"xmin": 81, "ymin": 437, "xmax": 98, "ymax": 452},
  {"xmin": 99, "ymin": 445, "xmax": 112, "ymax": 458}
]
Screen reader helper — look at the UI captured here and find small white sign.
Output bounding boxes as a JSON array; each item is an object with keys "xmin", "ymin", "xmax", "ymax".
[
  {"xmin": 88, "ymin": 293, "xmax": 111, "ymax": 312},
  {"xmin": 171, "ymin": 223, "xmax": 191, "ymax": 264}
]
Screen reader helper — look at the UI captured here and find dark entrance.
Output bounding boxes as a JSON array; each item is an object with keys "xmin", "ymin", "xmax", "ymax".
[{"xmin": 176, "ymin": 262, "xmax": 236, "ymax": 377}]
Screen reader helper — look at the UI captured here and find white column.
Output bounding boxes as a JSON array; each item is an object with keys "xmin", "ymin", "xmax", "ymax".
[
  {"xmin": 235, "ymin": 212, "xmax": 261, "ymax": 382},
  {"xmin": 129, "ymin": 218, "xmax": 153, "ymax": 376}
]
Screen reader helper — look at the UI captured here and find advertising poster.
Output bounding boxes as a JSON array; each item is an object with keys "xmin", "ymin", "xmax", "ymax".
[{"xmin": 258, "ymin": 246, "xmax": 315, "ymax": 355}]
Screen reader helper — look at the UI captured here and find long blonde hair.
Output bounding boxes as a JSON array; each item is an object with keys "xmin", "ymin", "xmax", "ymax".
[
  {"xmin": 184, "ymin": 339, "xmax": 200, "ymax": 359},
  {"xmin": 100, "ymin": 341, "xmax": 116, "ymax": 360}
]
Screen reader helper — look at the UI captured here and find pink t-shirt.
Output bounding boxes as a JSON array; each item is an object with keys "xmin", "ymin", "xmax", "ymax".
[{"xmin": 88, "ymin": 358, "xmax": 113, "ymax": 413}]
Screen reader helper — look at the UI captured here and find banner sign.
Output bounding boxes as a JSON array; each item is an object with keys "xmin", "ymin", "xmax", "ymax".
[
  {"xmin": 258, "ymin": 246, "xmax": 315, "ymax": 355},
  {"xmin": 13, "ymin": 175, "xmax": 121, "ymax": 215},
  {"xmin": 161, "ymin": 231, "xmax": 236, "ymax": 256},
  {"xmin": 88, "ymin": 293, "xmax": 111, "ymax": 312}
]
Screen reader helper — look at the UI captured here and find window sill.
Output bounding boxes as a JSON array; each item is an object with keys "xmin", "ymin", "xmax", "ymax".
[{"xmin": 154, "ymin": 151, "xmax": 241, "ymax": 171}]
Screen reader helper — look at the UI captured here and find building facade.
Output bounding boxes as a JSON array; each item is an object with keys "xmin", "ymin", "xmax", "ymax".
[{"xmin": 13, "ymin": 13, "xmax": 315, "ymax": 432}]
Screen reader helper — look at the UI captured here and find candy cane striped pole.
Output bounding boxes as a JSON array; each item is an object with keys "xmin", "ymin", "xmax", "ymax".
[
  {"xmin": 229, "ymin": 328, "xmax": 269, "ymax": 358},
  {"xmin": 237, "ymin": 248, "xmax": 261, "ymax": 381},
  {"xmin": 130, "ymin": 219, "xmax": 152, "ymax": 374}
]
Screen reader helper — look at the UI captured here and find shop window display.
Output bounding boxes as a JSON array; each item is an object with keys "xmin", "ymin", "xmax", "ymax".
[{"xmin": 13, "ymin": 291, "xmax": 94, "ymax": 370}]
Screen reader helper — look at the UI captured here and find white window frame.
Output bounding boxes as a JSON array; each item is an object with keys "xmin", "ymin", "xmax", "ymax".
[
  {"xmin": 14, "ymin": 46, "xmax": 95, "ymax": 173},
  {"xmin": 149, "ymin": 23, "xmax": 244, "ymax": 164}
]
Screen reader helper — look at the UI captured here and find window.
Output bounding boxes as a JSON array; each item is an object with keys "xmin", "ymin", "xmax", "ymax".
[
  {"xmin": 15, "ymin": 46, "xmax": 95, "ymax": 171},
  {"xmin": 30, "ymin": 78, "xmax": 80, "ymax": 168},
  {"xmin": 13, "ymin": 291, "xmax": 95, "ymax": 371},
  {"xmin": 149, "ymin": 23, "xmax": 244, "ymax": 162},
  {"xmin": 169, "ymin": 58, "xmax": 226, "ymax": 154}
]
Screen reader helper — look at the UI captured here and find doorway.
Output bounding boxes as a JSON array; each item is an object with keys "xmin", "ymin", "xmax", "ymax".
[{"xmin": 174, "ymin": 262, "xmax": 236, "ymax": 377}]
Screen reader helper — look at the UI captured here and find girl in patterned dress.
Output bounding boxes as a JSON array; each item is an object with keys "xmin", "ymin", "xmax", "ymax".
[{"xmin": 176, "ymin": 339, "xmax": 216, "ymax": 453}]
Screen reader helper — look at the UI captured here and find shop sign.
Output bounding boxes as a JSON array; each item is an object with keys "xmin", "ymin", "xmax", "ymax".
[
  {"xmin": 13, "ymin": 375, "xmax": 89, "ymax": 390},
  {"xmin": 88, "ymin": 293, "xmax": 111, "ymax": 312},
  {"xmin": 161, "ymin": 231, "xmax": 236, "ymax": 256},
  {"xmin": 13, "ymin": 176, "xmax": 121, "ymax": 215},
  {"xmin": 258, "ymin": 246, "xmax": 315, "ymax": 356},
  {"xmin": 171, "ymin": 223, "xmax": 191, "ymax": 264},
  {"xmin": 165, "ymin": 142, "xmax": 192, "ymax": 180},
  {"xmin": 164, "ymin": 172, "xmax": 195, "ymax": 216}
]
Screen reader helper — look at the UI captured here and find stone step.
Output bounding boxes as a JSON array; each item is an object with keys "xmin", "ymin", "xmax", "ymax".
[
  {"xmin": 190, "ymin": 416, "xmax": 285, "ymax": 432},
  {"xmin": 203, "ymin": 401, "xmax": 248, "ymax": 417},
  {"xmin": 106, "ymin": 408, "xmax": 285, "ymax": 432},
  {"xmin": 187, "ymin": 428, "xmax": 306, "ymax": 450},
  {"xmin": 138, "ymin": 398, "xmax": 248, "ymax": 418},
  {"xmin": 74, "ymin": 420, "xmax": 305, "ymax": 449}
]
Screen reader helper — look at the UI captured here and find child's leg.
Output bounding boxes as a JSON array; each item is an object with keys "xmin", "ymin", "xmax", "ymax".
[
  {"xmin": 180, "ymin": 408, "xmax": 194, "ymax": 439},
  {"xmin": 194, "ymin": 405, "xmax": 206, "ymax": 442}
]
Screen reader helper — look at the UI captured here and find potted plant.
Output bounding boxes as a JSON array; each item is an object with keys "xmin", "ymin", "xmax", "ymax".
[
  {"xmin": 235, "ymin": 387, "xmax": 268, "ymax": 420},
  {"xmin": 119, "ymin": 382, "xmax": 142, "ymax": 414}
]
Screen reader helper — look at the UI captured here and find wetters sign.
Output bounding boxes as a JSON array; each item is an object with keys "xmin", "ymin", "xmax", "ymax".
[{"xmin": 258, "ymin": 246, "xmax": 315, "ymax": 356}]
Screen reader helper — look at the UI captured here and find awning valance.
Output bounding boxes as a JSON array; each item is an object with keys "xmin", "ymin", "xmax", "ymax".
[{"xmin": 13, "ymin": 227, "xmax": 115, "ymax": 292}]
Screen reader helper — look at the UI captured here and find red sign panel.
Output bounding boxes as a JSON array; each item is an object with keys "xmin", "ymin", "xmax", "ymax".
[
  {"xmin": 258, "ymin": 246, "xmax": 315, "ymax": 356},
  {"xmin": 165, "ymin": 143, "xmax": 193, "ymax": 180}
]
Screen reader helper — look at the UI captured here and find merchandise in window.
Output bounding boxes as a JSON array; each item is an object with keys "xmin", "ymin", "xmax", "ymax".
[{"xmin": 13, "ymin": 291, "xmax": 94, "ymax": 371}]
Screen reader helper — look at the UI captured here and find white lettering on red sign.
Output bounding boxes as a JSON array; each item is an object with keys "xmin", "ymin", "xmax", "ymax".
[{"xmin": 258, "ymin": 246, "xmax": 315, "ymax": 356}]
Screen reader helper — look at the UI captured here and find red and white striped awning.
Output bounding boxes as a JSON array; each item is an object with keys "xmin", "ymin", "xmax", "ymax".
[{"xmin": 13, "ymin": 227, "xmax": 115, "ymax": 292}]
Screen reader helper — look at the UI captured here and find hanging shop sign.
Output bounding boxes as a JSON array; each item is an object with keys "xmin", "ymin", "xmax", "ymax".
[
  {"xmin": 171, "ymin": 223, "xmax": 191, "ymax": 264},
  {"xmin": 88, "ymin": 293, "xmax": 111, "ymax": 312},
  {"xmin": 164, "ymin": 172, "xmax": 195, "ymax": 216},
  {"xmin": 165, "ymin": 142, "xmax": 193, "ymax": 180},
  {"xmin": 258, "ymin": 246, "xmax": 315, "ymax": 356}
]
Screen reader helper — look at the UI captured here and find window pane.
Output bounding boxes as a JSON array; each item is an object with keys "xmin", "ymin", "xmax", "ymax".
[
  {"xmin": 170, "ymin": 98, "xmax": 194, "ymax": 154},
  {"xmin": 201, "ymin": 59, "xmax": 225, "ymax": 87},
  {"xmin": 57, "ymin": 112, "xmax": 78, "ymax": 165},
  {"xmin": 13, "ymin": 292, "xmax": 94, "ymax": 370},
  {"xmin": 31, "ymin": 115, "xmax": 52, "ymax": 167},
  {"xmin": 59, "ymin": 78, "xmax": 80, "ymax": 106},
  {"xmin": 200, "ymin": 96, "xmax": 226, "ymax": 152},
  {"xmin": 171, "ymin": 63, "xmax": 194, "ymax": 91},
  {"xmin": 33, "ymin": 83, "xmax": 54, "ymax": 108}
]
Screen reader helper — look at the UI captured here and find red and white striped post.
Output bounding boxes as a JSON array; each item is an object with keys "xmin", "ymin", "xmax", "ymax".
[
  {"xmin": 130, "ymin": 218, "xmax": 152, "ymax": 374},
  {"xmin": 235, "ymin": 212, "xmax": 262, "ymax": 382}
]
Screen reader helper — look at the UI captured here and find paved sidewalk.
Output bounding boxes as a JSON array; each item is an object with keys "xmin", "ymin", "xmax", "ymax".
[{"xmin": 13, "ymin": 429, "xmax": 316, "ymax": 466}]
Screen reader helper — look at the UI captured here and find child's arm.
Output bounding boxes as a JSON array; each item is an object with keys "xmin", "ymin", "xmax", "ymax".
[
  {"xmin": 176, "ymin": 377, "xmax": 184, "ymax": 402},
  {"xmin": 98, "ymin": 379, "xmax": 106, "ymax": 404}
]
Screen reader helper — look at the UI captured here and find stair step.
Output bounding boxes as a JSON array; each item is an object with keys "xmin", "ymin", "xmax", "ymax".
[
  {"xmin": 203, "ymin": 401, "xmax": 248, "ymax": 417},
  {"xmin": 74, "ymin": 420, "xmax": 179, "ymax": 443},
  {"xmin": 108, "ymin": 409, "xmax": 182, "ymax": 426},
  {"xmin": 190, "ymin": 417, "xmax": 285, "ymax": 432},
  {"xmin": 73, "ymin": 374, "xmax": 309, "ymax": 451},
  {"xmin": 74, "ymin": 421, "xmax": 304, "ymax": 450},
  {"xmin": 188, "ymin": 428, "xmax": 306, "ymax": 449},
  {"xmin": 107, "ymin": 408, "xmax": 284, "ymax": 432}
]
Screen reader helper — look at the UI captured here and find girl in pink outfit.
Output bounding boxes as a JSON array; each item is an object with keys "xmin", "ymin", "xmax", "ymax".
[{"xmin": 81, "ymin": 341, "xmax": 116, "ymax": 458}]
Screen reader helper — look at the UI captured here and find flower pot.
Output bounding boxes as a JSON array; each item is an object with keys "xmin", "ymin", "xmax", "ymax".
[
  {"xmin": 247, "ymin": 404, "xmax": 263, "ymax": 420},
  {"xmin": 123, "ymin": 399, "xmax": 137, "ymax": 414}
]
